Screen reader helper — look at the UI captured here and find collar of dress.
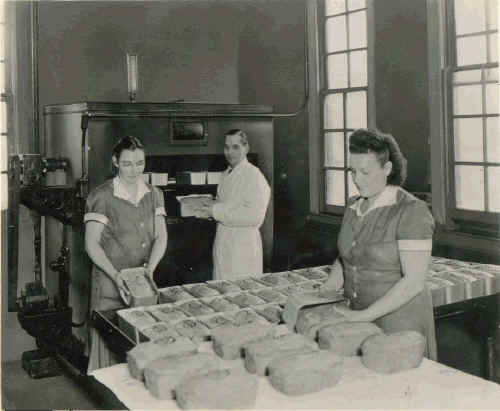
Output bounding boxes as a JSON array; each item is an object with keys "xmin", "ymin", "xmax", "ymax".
[
  {"xmin": 227, "ymin": 157, "xmax": 248, "ymax": 174},
  {"xmin": 350, "ymin": 185, "xmax": 400, "ymax": 217},
  {"xmin": 113, "ymin": 176, "xmax": 150, "ymax": 205}
]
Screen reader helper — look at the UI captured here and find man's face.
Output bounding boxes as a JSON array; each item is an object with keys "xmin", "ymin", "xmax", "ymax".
[{"xmin": 224, "ymin": 134, "xmax": 248, "ymax": 168}]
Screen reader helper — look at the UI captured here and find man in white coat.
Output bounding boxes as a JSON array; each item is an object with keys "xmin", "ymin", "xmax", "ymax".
[{"xmin": 199, "ymin": 129, "xmax": 270, "ymax": 280}]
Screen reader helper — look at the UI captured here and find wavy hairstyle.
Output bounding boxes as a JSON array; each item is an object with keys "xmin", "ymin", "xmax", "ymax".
[{"xmin": 348, "ymin": 128, "xmax": 407, "ymax": 186}]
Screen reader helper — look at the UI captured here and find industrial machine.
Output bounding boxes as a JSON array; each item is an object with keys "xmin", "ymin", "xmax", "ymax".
[{"xmin": 8, "ymin": 102, "xmax": 274, "ymax": 376}]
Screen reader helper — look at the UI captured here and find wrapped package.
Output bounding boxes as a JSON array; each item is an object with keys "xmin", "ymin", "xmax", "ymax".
[
  {"xmin": 203, "ymin": 297, "xmax": 240, "ymax": 313},
  {"xmin": 233, "ymin": 277, "xmax": 266, "ymax": 291},
  {"xmin": 144, "ymin": 352, "xmax": 220, "ymax": 399},
  {"xmin": 158, "ymin": 286, "xmax": 195, "ymax": 303},
  {"xmin": 206, "ymin": 280, "xmax": 241, "ymax": 294},
  {"xmin": 232, "ymin": 308, "xmax": 269, "ymax": 326},
  {"xmin": 225, "ymin": 292, "xmax": 266, "ymax": 308},
  {"xmin": 176, "ymin": 300, "xmax": 215, "ymax": 317},
  {"xmin": 211, "ymin": 322, "xmax": 276, "ymax": 360},
  {"xmin": 251, "ymin": 288, "xmax": 288, "ymax": 304},
  {"xmin": 268, "ymin": 351, "xmax": 343, "ymax": 396},
  {"xmin": 199, "ymin": 313, "xmax": 235, "ymax": 330},
  {"xmin": 293, "ymin": 266, "xmax": 330, "ymax": 282},
  {"xmin": 182, "ymin": 283, "xmax": 220, "ymax": 298},
  {"xmin": 147, "ymin": 304, "xmax": 188, "ymax": 324},
  {"xmin": 253, "ymin": 304, "xmax": 284, "ymax": 324},
  {"xmin": 258, "ymin": 272, "xmax": 293, "ymax": 287},
  {"xmin": 175, "ymin": 367, "xmax": 258, "ymax": 410},
  {"xmin": 174, "ymin": 319, "xmax": 211, "ymax": 342},
  {"xmin": 317, "ymin": 321, "xmax": 383, "ymax": 356},
  {"xmin": 138, "ymin": 322, "xmax": 180, "ymax": 342},
  {"xmin": 295, "ymin": 303, "xmax": 347, "ymax": 340},
  {"xmin": 361, "ymin": 331, "xmax": 426, "ymax": 374},
  {"xmin": 117, "ymin": 307, "xmax": 158, "ymax": 343},
  {"xmin": 176, "ymin": 194, "xmax": 212, "ymax": 217},
  {"xmin": 244, "ymin": 332, "xmax": 318, "ymax": 375},
  {"xmin": 119, "ymin": 267, "xmax": 158, "ymax": 307},
  {"xmin": 127, "ymin": 336, "xmax": 197, "ymax": 381}
]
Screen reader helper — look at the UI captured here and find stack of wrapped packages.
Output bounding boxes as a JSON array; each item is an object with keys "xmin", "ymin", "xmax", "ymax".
[{"xmin": 115, "ymin": 257, "xmax": 500, "ymax": 409}]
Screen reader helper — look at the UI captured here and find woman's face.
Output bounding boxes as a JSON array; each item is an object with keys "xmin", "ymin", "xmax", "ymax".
[
  {"xmin": 349, "ymin": 152, "xmax": 392, "ymax": 199},
  {"xmin": 112, "ymin": 148, "xmax": 145, "ymax": 185},
  {"xmin": 224, "ymin": 134, "xmax": 249, "ymax": 168}
]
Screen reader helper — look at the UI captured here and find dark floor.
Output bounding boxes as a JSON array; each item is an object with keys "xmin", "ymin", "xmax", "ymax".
[{"xmin": 2, "ymin": 360, "xmax": 99, "ymax": 410}]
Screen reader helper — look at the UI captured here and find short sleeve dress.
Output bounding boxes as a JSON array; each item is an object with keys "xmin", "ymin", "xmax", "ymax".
[
  {"xmin": 84, "ymin": 177, "xmax": 166, "ymax": 372},
  {"xmin": 338, "ymin": 185, "xmax": 437, "ymax": 360}
]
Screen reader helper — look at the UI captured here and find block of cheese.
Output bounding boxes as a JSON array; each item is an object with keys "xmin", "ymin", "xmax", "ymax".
[
  {"xmin": 225, "ymin": 292, "xmax": 266, "ymax": 308},
  {"xmin": 147, "ymin": 304, "xmax": 188, "ymax": 324},
  {"xmin": 268, "ymin": 351, "xmax": 343, "ymax": 396},
  {"xmin": 361, "ymin": 331, "xmax": 426, "ymax": 374},
  {"xmin": 144, "ymin": 352, "xmax": 220, "ymax": 400},
  {"xmin": 117, "ymin": 307, "xmax": 158, "ymax": 343},
  {"xmin": 199, "ymin": 313, "xmax": 235, "ymax": 330},
  {"xmin": 175, "ymin": 367, "xmax": 258, "ymax": 410},
  {"xmin": 233, "ymin": 277, "xmax": 266, "ymax": 291},
  {"xmin": 158, "ymin": 286, "xmax": 195, "ymax": 303},
  {"xmin": 232, "ymin": 308, "xmax": 269, "ymax": 326},
  {"xmin": 176, "ymin": 300, "xmax": 215, "ymax": 317},
  {"xmin": 253, "ymin": 304, "xmax": 283, "ymax": 324},
  {"xmin": 251, "ymin": 288, "xmax": 287, "ymax": 304},
  {"xmin": 295, "ymin": 303, "xmax": 346, "ymax": 340},
  {"xmin": 127, "ymin": 336, "xmax": 197, "ymax": 381},
  {"xmin": 317, "ymin": 322, "xmax": 383, "ymax": 356},
  {"xmin": 211, "ymin": 322, "xmax": 276, "ymax": 360},
  {"xmin": 182, "ymin": 283, "xmax": 220, "ymax": 298},
  {"xmin": 174, "ymin": 319, "xmax": 211, "ymax": 342},
  {"xmin": 138, "ymin": 322, "xmax": 180, "ymax": 342},
  {"xmin": 119, "ymin": 267, "xmax": 158, "ymax": 307},
  {"xmin": 206, "ymin": 280, "xmax": 241, "ymax": 294},
  {"xmin": 203, "ymin": 296, "xmax": 240, "ymax": 313},
  {"xmin": 244, "ymin": 332, "xmax": 318, "ymax": 375}
]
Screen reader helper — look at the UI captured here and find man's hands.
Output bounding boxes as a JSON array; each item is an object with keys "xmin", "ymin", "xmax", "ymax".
[{"xmin": 196, "ymin": 198, "xmax": 215, "ymax": 219}]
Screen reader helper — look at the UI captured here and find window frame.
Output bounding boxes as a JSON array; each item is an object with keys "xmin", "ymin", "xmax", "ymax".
[
  {"xmin": 309, "ymin": 0, "xmax": 375, "ymax": 217},
  {"xmin": 444, "ymin": 0, "xmax": 499, "ymax": 230}
]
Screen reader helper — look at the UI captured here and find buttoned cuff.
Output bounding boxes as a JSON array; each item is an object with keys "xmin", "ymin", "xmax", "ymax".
[
  {"xmin": 84, "ymin": 212, "xmax": 108, "ymax": 225},
  {"xmin": 397, "ymin": 239, "xmax": 432, "ymax": 251},
  {"xmin": 155, "ymin": 206, "xmax": 167, "ymax": 216}
]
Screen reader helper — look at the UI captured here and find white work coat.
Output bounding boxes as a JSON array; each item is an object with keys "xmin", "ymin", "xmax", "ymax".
[{"xmin": 212, "ymin": 158, "xmax": 271, "ymax": 280}]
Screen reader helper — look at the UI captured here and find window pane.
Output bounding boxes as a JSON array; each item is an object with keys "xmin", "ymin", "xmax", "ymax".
[
  {"xmin": 324, "ymin": 132, "xmax": 344, "ymax": 167},
  {"xmin": 487, "ymin": 0, "xmax": 498, "ymax": 29},
  {"xmin": 489, "ymin": 33, "xmax": 498, "ymax": 62},
  {"xmin": 348, "ymin": 10, "xmax": 367, "ymax": 49},
  {"xmin": 326, "ymin": 170, "xmax": 345, "ymax": 206},
  {"xmin": 454, "ymin": 118, "xmax": 484, "ymax": 161},
  {"xmin": 486, "ymin": 117, "xmax": 500, "ymax": 161},
  {"xmin": 346, "ymin": 90, "xmax": 367, "ymax": 128},
  {"xmin": 327, "ymin": 53, "xmax": 348, "ymax": 89},
  {"xmin": 454, "ymin": 69, "xmax": 481, "ymax": 83},
  {"xmin": 486, "ymin": 84, "xmax": 499, "ymax": 114},
  {"xmin": 457, "ymin": 36, "xmax": 487, "ymax": 66},
  {"xmin": 487, "ymin": 166, "xmax": 500, "ymax": 212},
  {"xmin": 348, "ymin": 0, "xmax": 366, "ymax": 10},
  {"xmin": 454, "ymin": 0, "xmax": 486, "ymax": 35},
  {"xmin": 0, "ymin": 133, "xmax": 6, "ymax": 172},
  {"xmin": 326, "ymin": 16, "xmax": 347, "ymax": 53},
  {"xmin": 453, "ymin": 85, "xmax": 483, "ymax": 115},
  {"xmin": 325, "ymin": 0, "xmax": 346, "ymax": 16},
  {"xmin": 455, "ymin": 165, "xmax": 485, "ymax": 211},
  {"xmin": 347, "ymin": 171, "xmax": 359, "ymax": 198},
  {"xmin": 346, "ymin": 131, "xmax": 353, "ymax": 166},
  {"xmin": 486, "ymin": 67, "xmax": 498, "ymax": 82},
  {"xmin": 324, "ymin": 93, "xmax": 344, "ymax": 129},
  {"xmin": 0, "ymin": 63, "xmax": 5, "ymax": 96},
  {"xmin": 349, "ymin": 50, "xmax": 367, "ymax": 87}
]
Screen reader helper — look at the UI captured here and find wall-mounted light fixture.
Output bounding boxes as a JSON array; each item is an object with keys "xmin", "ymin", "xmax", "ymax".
[{"xmin": 126, "ymin": 53, "xmax": 138, "ymax": 102}]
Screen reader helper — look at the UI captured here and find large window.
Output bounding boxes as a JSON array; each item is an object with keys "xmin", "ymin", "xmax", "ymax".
[
  {"xmin": 446, "ymin": 0, "xmax": 499, "ymax": 228},
  {"xmin": 318, "ymin": 0, "xmax": 373, "ymax": 215}
]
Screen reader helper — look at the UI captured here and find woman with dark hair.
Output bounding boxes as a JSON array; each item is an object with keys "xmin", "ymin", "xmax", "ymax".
[
  {"xmin": 320, "ymin": 128, "xmax": 437, "ymax": 359},
  {"xmin": 84, "ymin": 136, "xmax": 167, "ymax": 372}
]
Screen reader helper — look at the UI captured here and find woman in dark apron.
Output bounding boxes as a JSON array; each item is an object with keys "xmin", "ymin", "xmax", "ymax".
[
  {"xmin": 321, "ymin": 129, "xmax": 437, "ymax": 359},
  {"xmin": 84, "ymin": 136, "xmax": 167, "ymax": 373}
]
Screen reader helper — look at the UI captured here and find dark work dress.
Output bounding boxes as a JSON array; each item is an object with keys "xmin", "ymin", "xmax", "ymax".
[
  {"xmin": 338, "ymin": 185, "xmax": 437, "ymax": 360},
  {"xmin": 84, "ymin": 177, "xmax": 166, "ymax": 373}
]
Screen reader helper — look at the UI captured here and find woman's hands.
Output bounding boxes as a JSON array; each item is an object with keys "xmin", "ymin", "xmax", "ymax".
[
  {"xmin": 334, "ymin": 304, "xmax": 374, "ymax": 322},
  {"xmin": 319, "ymin": 259, "xmax": 344, "ymax": 296}
]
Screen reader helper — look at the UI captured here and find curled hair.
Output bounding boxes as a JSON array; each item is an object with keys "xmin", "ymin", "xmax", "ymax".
[
  {"xmin": 225, "ymin": 129, "xmax": 249, "ymax": 146},
  {"xmin": 112, "ymin": 135, "xmax": 145, "ymax": 161},
  {"xmin": 349, "ymin": 128, "xmax": 407, "ymax": 186}
]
